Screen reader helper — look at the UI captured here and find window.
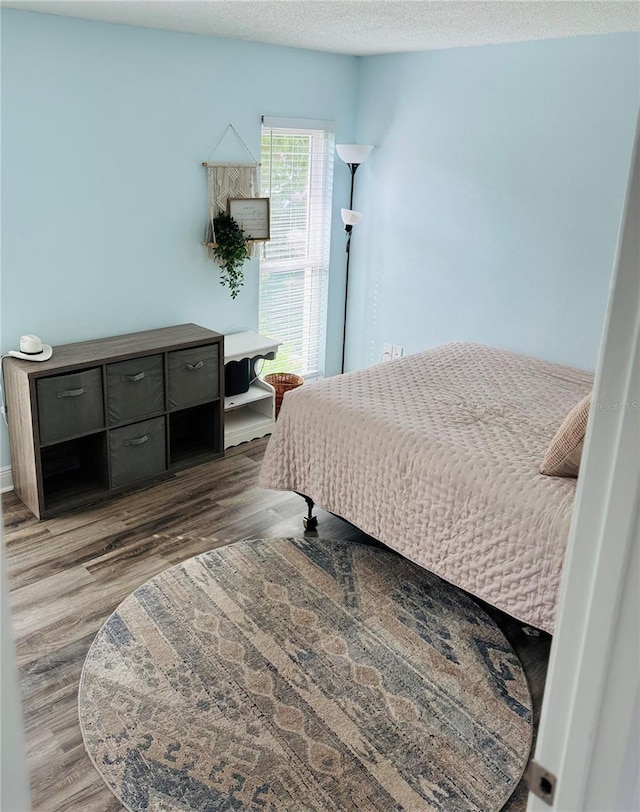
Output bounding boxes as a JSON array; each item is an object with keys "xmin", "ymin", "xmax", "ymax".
[{"xmin": 259, "ymin": 117, "xmax": 335, "ymax": 378}]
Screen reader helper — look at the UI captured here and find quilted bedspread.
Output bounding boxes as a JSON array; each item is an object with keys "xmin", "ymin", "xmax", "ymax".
[{"xmin": 259, "ymin": 342, "xmax": 593, "ymax": 633}]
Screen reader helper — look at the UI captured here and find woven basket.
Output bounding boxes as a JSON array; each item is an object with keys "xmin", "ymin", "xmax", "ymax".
[{"xmin": 264, "ymin": 373, "xmax": 304, "ymax": 417}]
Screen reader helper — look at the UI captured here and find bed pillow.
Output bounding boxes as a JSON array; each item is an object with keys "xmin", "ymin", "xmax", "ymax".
[{"xmin": 540, "ymin": 393, "xmax": 592, "ymax": 477}]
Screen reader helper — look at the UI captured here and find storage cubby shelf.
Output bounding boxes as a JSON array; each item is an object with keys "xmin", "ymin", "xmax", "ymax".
[{"xmin": 4, "ymin": 324, "xmax": 224, "ymax": 519}]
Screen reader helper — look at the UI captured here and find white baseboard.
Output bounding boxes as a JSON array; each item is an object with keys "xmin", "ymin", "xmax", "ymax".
[{"xmin": 1, "ymin": 465, "xmax": 14, "ymax": 493}]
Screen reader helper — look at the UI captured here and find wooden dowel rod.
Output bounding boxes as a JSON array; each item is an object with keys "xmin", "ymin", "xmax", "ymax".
[
  {"xmin": 201, "ymin": 162, "xmax": 261, "ymax": 167},
  {"xmin": 201, "ymin": 240, "xmax": 262, "ymax": 247}
]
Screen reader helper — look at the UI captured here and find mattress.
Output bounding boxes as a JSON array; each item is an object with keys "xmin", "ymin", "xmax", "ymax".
[{"xmin": 259, "ymin": 342, "xmax": 593, "ymax": 633}]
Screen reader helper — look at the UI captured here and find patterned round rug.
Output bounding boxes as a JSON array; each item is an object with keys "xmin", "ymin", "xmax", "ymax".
[{"xmin": 79, "ymin": 538, "xmax": 532, "ymax": 812}]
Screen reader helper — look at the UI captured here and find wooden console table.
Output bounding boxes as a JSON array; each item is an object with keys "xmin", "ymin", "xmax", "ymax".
[{"xmin": 224, "ymin": 330, "xmax": 281, "ymax": 449}]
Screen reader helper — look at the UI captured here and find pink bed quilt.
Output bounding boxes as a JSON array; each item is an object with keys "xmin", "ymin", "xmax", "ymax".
[{"xmin": 259, "ymin": 342, "xmax": 593, "ymax": 632}]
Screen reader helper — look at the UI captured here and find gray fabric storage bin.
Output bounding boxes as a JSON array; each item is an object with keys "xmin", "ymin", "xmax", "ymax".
[
  {"xmin": 106, "ymin": 354, "xmax": 164, "ymax": 425},
  {"xmin": 168, "ymin": 345, "xmax": 219, "ymax": 409},
  {"xmin": 37, "ymin": 368, "xmax": 104, "ymax": 444},
  {"xmin": 109, "ymin": 416, "xmax": 166, "ymax": 489}
]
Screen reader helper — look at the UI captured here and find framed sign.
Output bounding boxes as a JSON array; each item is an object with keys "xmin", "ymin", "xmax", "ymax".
[{"xmin": 227, "ymin": 197, "xmax": 270, "ymax": 241}]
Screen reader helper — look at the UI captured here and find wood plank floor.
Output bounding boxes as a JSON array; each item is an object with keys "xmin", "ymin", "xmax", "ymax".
[{"xmin": 3, "ymin": 438, "xmax": 551, "ymax": 812}]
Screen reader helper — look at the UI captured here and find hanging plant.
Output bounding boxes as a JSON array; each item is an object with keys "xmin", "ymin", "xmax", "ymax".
[{"xmin": 211, "ymin": 212, "xmax": 251, "ymax": 299}]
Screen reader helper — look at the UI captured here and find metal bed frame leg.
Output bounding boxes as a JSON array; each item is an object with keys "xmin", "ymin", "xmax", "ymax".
[{"xmin": 298, "ymin": 493, "xmax": 318, "ymax": 531}]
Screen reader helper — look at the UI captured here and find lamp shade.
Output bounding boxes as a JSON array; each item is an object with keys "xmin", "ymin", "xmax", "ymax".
[
  {"xmin": 341, "ymin": 208, "xmax": 363, "ymax": 227},
  {"xmin": 336, "ymin": 144, "xmax": 374, "ymax": 165}
]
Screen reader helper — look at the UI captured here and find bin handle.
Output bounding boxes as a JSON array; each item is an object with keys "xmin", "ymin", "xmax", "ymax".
[
  {"xmin": 183, "ymin": 361, "xmax": 204, "ymax": 371},
  {"xmin": 125, "ymin": 434, "xmax": 149, "ymax": 447},
  {"xmin": 121, "ymin": 372, "xmax": 146, "ymax": 383},
  {"xmin": 56, "ymin": 387, "xmax": 85, "ymax": 398}
]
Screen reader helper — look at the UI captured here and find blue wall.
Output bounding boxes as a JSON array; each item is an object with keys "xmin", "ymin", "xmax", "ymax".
[
  {"xmin": 2, "ymin": 11, "xmax": 639, "ymax": 472},
  {"xmin": 1, "ymin": 9, "xmax": 357, "ymax": 466},
  {"xmin": 346, "ymin": 33, "xmax": 639, "ymax": 371}
]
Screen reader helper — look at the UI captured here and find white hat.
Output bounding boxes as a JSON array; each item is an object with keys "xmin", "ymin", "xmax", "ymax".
[{"xmin": 8, "ymin": 334, "xmax": 53, "ymax": 362}]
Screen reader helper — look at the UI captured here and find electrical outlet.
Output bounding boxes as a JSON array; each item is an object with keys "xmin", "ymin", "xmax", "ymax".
[
  {"xmin": 391, "ymin": 345, "xmax": 403, "ymax": 359},
  {"xmin": 383, "ymin": 343, "xmax": 393, "ymax": 362}
]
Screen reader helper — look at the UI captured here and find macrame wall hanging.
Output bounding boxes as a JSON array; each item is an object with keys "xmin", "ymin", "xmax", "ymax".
[{"xmin": 202, "ymin": 124, "xmax": 260, "ymax": 261}]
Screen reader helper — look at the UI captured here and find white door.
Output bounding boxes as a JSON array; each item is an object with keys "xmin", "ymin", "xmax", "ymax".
[{"xmin": 527, "ymin": 115, "xmax": 640, "ymax": 811}]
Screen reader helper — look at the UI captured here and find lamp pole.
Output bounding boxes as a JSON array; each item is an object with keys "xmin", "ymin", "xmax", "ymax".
[
  {"xmin": 336, "ymin": 144, "xmax": 373, "ymax": 375},
  {"xmin": 341, "ymin": 164, "xmax": 359, "ymax": 374}
]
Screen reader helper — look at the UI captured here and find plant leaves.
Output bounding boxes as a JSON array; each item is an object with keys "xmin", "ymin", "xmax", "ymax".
[{"xmin": 212, "ymin": 212, "xmax": 250, "ymax": 298}]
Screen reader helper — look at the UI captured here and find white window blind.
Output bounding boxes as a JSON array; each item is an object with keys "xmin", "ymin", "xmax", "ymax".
[{"xmin": 259, "ymin": 118, "xmax": 335, "ymax": 378}]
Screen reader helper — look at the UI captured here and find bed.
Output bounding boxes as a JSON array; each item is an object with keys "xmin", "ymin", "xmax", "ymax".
[{"xmin": 258, "ymin": 342, "xmax": 593, "ymax": 633}]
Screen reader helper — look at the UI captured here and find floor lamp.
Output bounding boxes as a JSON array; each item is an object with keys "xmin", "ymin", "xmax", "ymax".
[{"xmin": 336, "ymin": 143, "xmax": 374, "ymax": 374}]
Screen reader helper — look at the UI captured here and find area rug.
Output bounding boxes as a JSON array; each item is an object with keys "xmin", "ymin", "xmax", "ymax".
[{"xmin": 79, "ymin": 538, "xmax": 533, "ymax": 812}]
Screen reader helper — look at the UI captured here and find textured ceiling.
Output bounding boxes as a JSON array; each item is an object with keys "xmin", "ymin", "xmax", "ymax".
[{"xmin": 3, "ymin": 0, "xmax": 639, "ymax": 55}]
